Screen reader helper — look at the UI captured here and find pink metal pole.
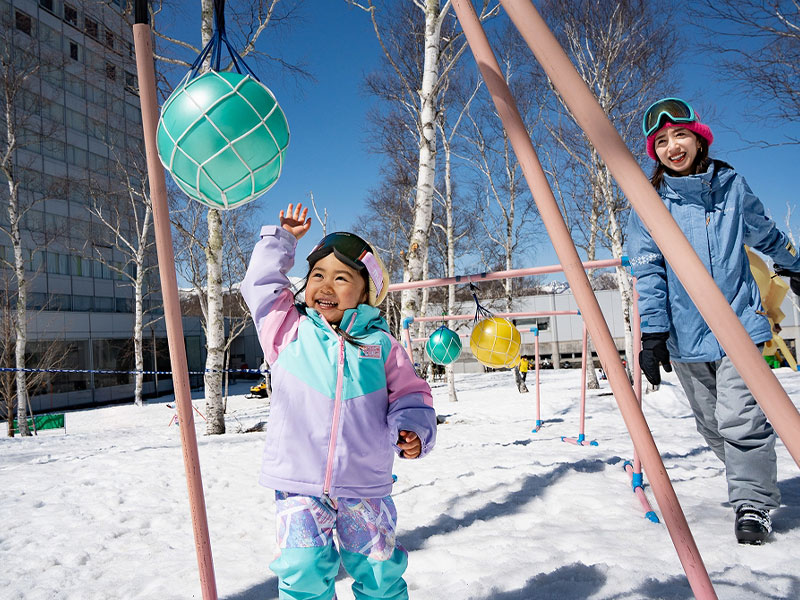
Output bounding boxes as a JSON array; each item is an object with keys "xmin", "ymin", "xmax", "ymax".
[
  {"xmin": 562, "ymin": 323, "xmax": 596, "ymax": 446},
  {"xmin": 532, "ymin": 330, "xmax": 542, "ymax": 432},
  {"xmin": 632, "ymin": 279, "xmax": 643, "ymax": 472},
  {"xmin": 409, "ymin": 311, "xmax": 578, "ymax": 323},
  {"xmin": 133, "ymin": 21, "xmax": 217, "ymax": 600},
  {"xmin": 500, "ymin": 0, "xmax": 800, "ymax": 472},
  {"xmin": 626, "ymin": 277, "xmax": 659, "ymax": 522},
  {"xmin": 387, "ymin": 258, "xmax": 621, "ymax": 293},
  {"xmin": 451, "ymin": 1, "xmax": 716, "ymax": 597}
]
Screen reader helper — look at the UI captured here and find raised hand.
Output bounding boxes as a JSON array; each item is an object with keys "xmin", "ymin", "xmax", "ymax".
[{"xmin": 280, "ymin": 203, "xmax": 311, "ymax": 240}]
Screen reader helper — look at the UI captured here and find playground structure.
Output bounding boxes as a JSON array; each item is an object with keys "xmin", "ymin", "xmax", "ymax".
[
  {"xmin": 402, "ymin": 306, "xmax": 597, "ymax": 445},
  {"xmin": 132, "ymin": 0, "xmax": 800, "ymax": 598}
]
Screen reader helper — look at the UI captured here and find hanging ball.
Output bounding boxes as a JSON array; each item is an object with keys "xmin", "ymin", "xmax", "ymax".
[
  {"xmin": 425, "ymin": 325, "xmax": 462, "ymax": 365},
  {"xmin": 470, "ymin": 317, "xmax": 521, "ymax": 369},
  {"xmin": 156, "ymin": 71, "xmax": 289, "ymax": 210}
]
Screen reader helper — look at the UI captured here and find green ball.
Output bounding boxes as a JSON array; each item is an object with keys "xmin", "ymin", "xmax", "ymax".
[
  {"xmin": 425, "ymin": 325, "xmax": 462, "ymax": 365},
  {"xmin": 156, "ymin": 71, "xmax": 289, "ymax": 210}
]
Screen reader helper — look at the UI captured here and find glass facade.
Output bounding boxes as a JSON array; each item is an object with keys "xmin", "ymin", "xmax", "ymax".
[{"xmin": 1, "ymin": 0, "xmax": 167, "ymax": 406}]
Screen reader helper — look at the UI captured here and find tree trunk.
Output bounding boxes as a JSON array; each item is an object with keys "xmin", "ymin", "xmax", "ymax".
[
  {"xmin": 597, "ymin": 158, "xmax": 634, "ymax": 376},
  {"xmin": 400, "ymin": 0, "xmax": 443, "ymax": 324},
  {"xmin": 9, "ymin": 180, "xmax": 29, "ymax": 435},
  {"xmin": 134, "ymin": 267, "xmax": 144, "ymax": 406},
  {"xmin": 204, "ymin": 209, "xmax": 225, "ymax": 434},
  {"xmin": 443, "ymin": 127, "xmax": 458, "ymax": 403}
]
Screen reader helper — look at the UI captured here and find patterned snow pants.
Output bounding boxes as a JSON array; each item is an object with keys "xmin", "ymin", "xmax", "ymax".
[{"xmin": 270, "ymin": 491, "xmax": 409, "ymax": 600}]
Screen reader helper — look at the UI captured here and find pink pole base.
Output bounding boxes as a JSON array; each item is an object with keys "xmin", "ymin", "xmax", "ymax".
[
  {"xmin": 625, "ymin": 462, "xmax": 660, "ymax": 523},
  {"xmin": 561, "ymin": 435, "xmax": 598, "ymax": 447}
]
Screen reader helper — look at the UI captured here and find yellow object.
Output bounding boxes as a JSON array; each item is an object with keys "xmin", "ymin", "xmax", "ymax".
[
  {"xmin": 470, "ymin": 317, "xmax": 522, "ymax": 369},
  {"xmin": 746, "ymin": 247, "xmax": 797, "ymax": 370}
]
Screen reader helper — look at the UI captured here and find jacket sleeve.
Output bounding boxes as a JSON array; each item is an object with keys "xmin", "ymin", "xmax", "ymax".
[
  {"xmin": 240, "ymin": 225, "xmax": 303, "ymax": 365},
  {"xmin": 738, "ymin": 176, "xmax": 800, "ymax": 272},
  {"xmin": 384, "ymin": 338, "xmax": 436, "ymax": 459},
  {"xmin": 626, "ymin": 208, "xmax": 670, "ymax": 333}
]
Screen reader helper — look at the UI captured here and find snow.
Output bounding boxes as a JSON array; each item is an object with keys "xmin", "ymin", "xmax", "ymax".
[{"xmin": 2, "ymin": 368, "xmax": 800, "ymax": 600}]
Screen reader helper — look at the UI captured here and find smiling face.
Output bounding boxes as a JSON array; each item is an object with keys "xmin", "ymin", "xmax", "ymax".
[
  {"xmin": 304, "ymin": 253, "xmax": 368, "ymax": 325},
  {"xmin": 653, "ymin": 126, "xmax": 701, "ymax": 176}
]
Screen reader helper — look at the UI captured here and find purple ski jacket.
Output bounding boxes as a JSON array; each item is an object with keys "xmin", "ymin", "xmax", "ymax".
[{"xmin": 240, "ymin": 226, "xmax": 436, "ymax": 499}]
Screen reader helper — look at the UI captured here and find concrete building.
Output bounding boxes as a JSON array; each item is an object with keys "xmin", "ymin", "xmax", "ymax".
[{"xmin": 2, "ymin": 0, "xmax": 168, "ymax": 412}]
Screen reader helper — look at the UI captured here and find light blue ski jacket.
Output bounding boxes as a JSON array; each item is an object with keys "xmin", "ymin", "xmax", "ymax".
[
  {"xmin": 627, "ymin": 161, "xmax": 800, "ymax": 362},
  {"xmin": 240, "ymin": 226, "xmax": 436, "ymax": 499}
]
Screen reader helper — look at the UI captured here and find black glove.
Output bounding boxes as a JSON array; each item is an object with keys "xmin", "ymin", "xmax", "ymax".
[
  {"xmin": 640, "ymin": 332, "xmax": 672, "ymax": 386},
  {"xmin": 774, "ymin": 267, "xmax": 800, "ymax": 297}
]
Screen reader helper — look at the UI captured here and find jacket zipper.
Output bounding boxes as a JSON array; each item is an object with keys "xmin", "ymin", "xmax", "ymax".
[{"xmin": 322, "ymin": 313, "xmax": 357, "ymax": 499}]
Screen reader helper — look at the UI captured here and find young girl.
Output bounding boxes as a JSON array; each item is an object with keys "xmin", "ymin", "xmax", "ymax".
[
  {"xmin": 241, "ymin": 203, "xmax": 436, "ymax": 599},
  {"xmin": 627, "ymin": 97, "xmax": 800, "ymax": 545}
]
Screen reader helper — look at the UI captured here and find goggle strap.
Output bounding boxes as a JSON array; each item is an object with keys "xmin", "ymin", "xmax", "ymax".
[{"xmin": 360, "ymin": 251, "xmax": 384, "ymax": 296}]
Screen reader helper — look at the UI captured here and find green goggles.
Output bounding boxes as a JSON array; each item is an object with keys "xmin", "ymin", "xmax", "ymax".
[{"xmin": 642, "ymin": 97, "xmax": 696, "ymax": 137}]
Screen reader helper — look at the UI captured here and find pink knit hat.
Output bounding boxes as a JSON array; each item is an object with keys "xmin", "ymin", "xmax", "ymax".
[{"xmin": 646, "ymin": 119, "xmax": 714, "ymax": 161}]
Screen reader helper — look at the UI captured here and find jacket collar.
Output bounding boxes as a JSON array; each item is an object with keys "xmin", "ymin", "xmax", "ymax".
[
  {"xmin": 661, "ymin": 160, "xmax": 735, "ymax": 204},
  {"xmin": 304, "ymin": 303, "xmax": 389, "ymax": 336}
]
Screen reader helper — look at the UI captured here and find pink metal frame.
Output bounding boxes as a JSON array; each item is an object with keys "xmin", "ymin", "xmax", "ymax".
[
  {"xmin": 452, "ymin": 1, "xmax": 718, "ymax": 596},
  {"xmin": 387, "ymin": 258, "xmax": 622, "ymax": 293},
  {"xmin": 406, "ymin": 310, "xmax": 597, "ymax": 440},
  {"xmin": 561, "ymin": 324, "xmax": 598, "ymax": 447},
  {"xmin": 626, "ymin": 278, "xmax": 660, "ymax": 522},
  {"xmin": 133, "ymin": 24, "xmax": 218, "ymax": 600}
]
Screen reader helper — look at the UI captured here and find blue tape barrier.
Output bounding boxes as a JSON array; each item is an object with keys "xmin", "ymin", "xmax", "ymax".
[{"xmin": 0, "ymin": 367, "xmax": 268, "ymax": 376}]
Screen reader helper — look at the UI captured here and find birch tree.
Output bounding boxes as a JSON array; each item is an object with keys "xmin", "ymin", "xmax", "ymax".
[
  {"xmin": 150, "ymin": 0, "xmax": 308, "ymax": 434},
  {"xmin": 457, "ymin": 25, "xmax": 544, "ymax": 389},
  {"xmin": 540, "ymin": 0, "xmax": 676, "ymax": 372},
  {"xmin": 86, "ymin": 148, "xmax": 158, "ymax": 406},
  {"xmin": 0, "ymin": 11, "xmax": 68, "ymax": 435},
  {"xmin": 349, "ymin": 0, "xmax": 498, "ymax": 326},
  {"xmin": 429, "ymin": 74, "xmax": 480, "ymax": 401}
]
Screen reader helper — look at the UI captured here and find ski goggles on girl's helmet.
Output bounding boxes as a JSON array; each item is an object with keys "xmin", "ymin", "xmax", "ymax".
[
  {"xmin": 307, "ymin": 232, "xmax": 388, "ymax": 305},
  {"xmin": 642, "ymin": 97, "xmax": 696, "ymax": 137}
]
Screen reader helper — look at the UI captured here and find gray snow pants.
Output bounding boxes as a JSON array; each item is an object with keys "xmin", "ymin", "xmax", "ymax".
[{"xmin": 672, "ymin": 354, "xmax": 780, "ymax": 511}]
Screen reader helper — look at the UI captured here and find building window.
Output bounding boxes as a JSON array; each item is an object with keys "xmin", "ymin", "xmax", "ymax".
[
  {"xmin": 26, "ymin": 292, "xmax": 48, "ymax": 310},
  {"xmin": 85, "ymin": 17, "xmax": 99, "ymax": 39},
  {"xmin": 39, "ymin": 0, "xmax": 54, "ymax": 13},
  {"xmin": 95, "ymin": 297, "xmax": 114, "ymax": 312},
  {"xmin": 72, "ymin": 295, "xmax": 93, "ymax": 311},
  {"xmin": 49, "ymin": 294, "xmax": 72, "ymax": 311},
  {"xmin": 124, "ymin": 71, "xmax": 137, "ymax": 94},
  {"xmin": 105, "ymin": 29, "xmax": 114, "ymax": 49},
  {"xmin": 116, "ymin": 298, "xmax": 132, "ymax": 313},
  {"xmin": 69, "ymin": 41, "xmax": 79, "ymax": 61},
  {"xmin": 105, "ymin": 62, "xmax": 116, "ymax": 81},
  {"xmin": 15, "ymin": 11, "xmax": 32, "ymax": 36},
  {"xmin": 64, "ymin": 4, "xmax": 78, "ymax": 27}
]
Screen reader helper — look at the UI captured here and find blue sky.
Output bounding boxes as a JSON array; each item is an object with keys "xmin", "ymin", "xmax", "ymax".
[{"xmin": 165, "ymin": 2, "xmax": 800, "ymax": 279}]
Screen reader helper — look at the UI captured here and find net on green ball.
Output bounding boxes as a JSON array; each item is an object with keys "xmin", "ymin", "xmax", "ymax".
[
  {"xmin": 425, "ymin": 325, "xmax": 462, "ymax": 365},
  {"xmin": 157, "ymin": 71, "xmax": 289, "ymax": 210}
]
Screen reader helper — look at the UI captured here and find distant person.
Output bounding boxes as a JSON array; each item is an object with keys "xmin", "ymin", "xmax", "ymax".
[
  {"xmin": 241, "ymin": 203, "xmax": 437, "ymax": 599},
  {"xmin": 627, "ymin": 97, "xmax": 800, "ymax": 545},
  {"xmin": 519, "ymin": 356, "xmax": 529, "ymax": 382}
]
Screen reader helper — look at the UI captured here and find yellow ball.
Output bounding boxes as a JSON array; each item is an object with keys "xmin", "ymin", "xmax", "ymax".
[{"xmin": 469, "ymin": 317, "xmax": 521, "ymax": 369}]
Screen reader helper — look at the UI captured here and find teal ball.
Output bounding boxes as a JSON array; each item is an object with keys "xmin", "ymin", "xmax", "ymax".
[
  {"xmin": 157, "ymin": 71, "xmax": 289, "ymax": 210},
  {"xmin": 425, "ymin": 325, "xmax": 462, "ymax": 365}
]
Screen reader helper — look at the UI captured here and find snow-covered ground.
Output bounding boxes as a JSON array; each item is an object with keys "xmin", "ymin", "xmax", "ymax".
[{"xmin": 2, "ymin": 368, "xmax": 800, "ymax": 599}]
